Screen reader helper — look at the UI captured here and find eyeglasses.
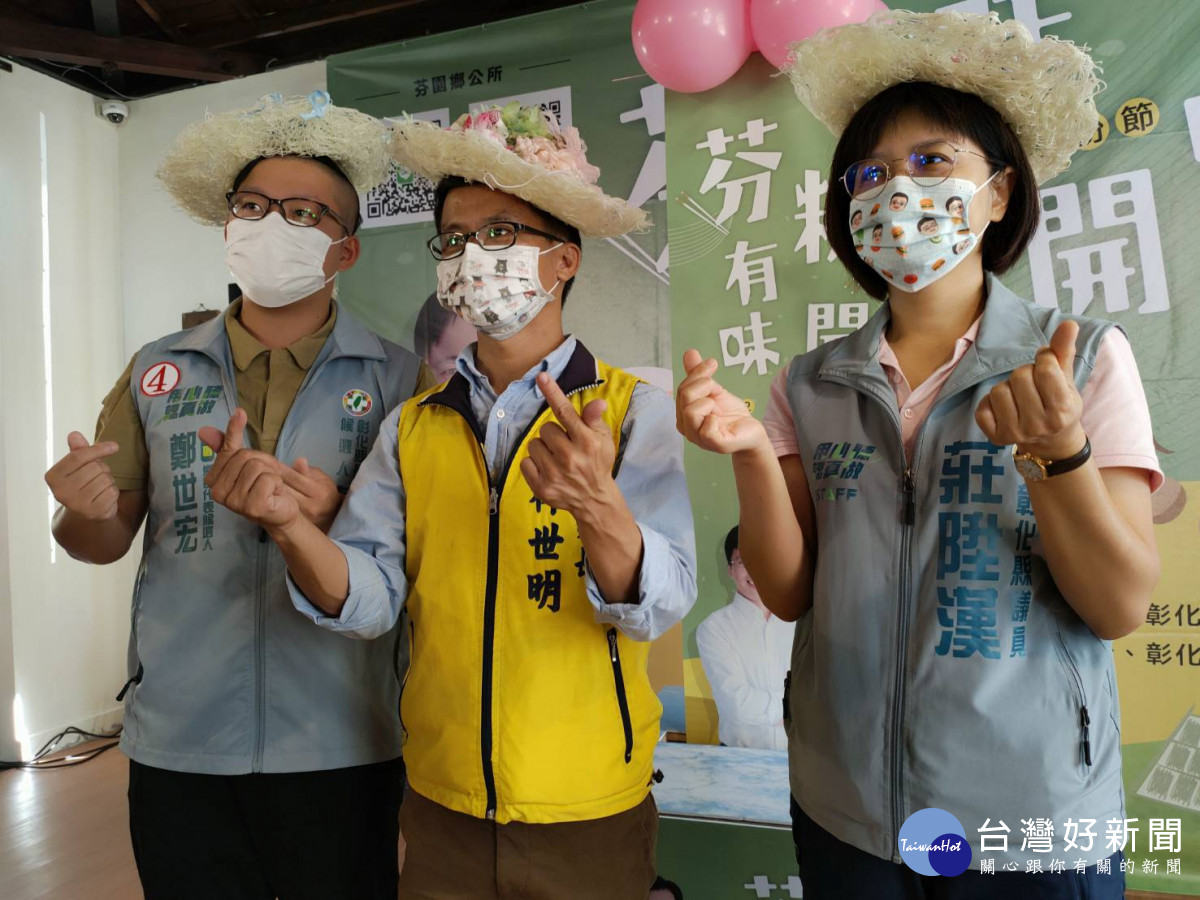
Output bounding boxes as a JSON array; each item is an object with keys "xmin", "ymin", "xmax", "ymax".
[
  {"xmin": 841, "ymin": 141, "xmax": 996, "ymax": 200},
  {"xmin": 428, "ymin": 221, "xmax": 567, "ymax": 261},
  {"xmin": 226, "ymin": 191, "xmax": 356, "ymax": 233}
]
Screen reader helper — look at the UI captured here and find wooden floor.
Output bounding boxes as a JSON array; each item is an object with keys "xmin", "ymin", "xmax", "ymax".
[
  {"xmin": 0, "ymin": 742, "xmax": 1187, "ymax": 899},
  {"xmin": 1, "ymin": 741, "xmax": 140, "ymax": 900}
]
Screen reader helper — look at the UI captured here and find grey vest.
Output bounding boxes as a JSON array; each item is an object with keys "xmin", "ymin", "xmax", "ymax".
[
  {"xmin": 784, "ymin": 275, "xmax": 1123, "ymax": 869},
  {"xmin": 119, "ymin": 307, "xmax": 421, "ymax": 775}
]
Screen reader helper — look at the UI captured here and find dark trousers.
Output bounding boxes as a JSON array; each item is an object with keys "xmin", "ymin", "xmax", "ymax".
[
  {"xmin": 128, "ymin": 756, "xmax": 405, "ymax": 900},
  {"xmin": 792, "ymin": 797, "xmax": 1125, "ymax": 899},
  {"xmin": 398, "ymin": 787, "xmax": 658, "ymax": 899}
]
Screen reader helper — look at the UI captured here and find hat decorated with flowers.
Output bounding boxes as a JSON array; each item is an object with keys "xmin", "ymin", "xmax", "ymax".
[{"xmin": 390, "ymin": 101, "xmax": 649, "ymax": 238}]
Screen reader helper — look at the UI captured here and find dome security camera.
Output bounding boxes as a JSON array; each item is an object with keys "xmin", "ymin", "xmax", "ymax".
[{"xmin": 101, "ymin": 100, "xmax": 129, "ymax": 125}]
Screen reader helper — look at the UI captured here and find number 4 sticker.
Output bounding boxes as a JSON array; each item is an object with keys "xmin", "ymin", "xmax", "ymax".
[{"xmin": 140, "ymin": 362, "xmax": 181, "ymax": 397}]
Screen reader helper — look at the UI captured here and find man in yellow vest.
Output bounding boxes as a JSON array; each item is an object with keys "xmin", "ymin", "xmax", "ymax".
[{"xmin": 202, "ymin": 104, "xmax": 697, "ymax": 899}]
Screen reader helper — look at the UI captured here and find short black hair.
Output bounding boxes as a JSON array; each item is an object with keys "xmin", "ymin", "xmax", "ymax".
[
  {"xmin": 433, "ymin": 175, "xmax": 582, "ymax": 305},
  {"xmin": 651, "ymin": 876, "xmax": 684, "ymax": 900},
  {"xmin": 230, "ymin": 155, "xmax": 362, "ymax": 233},
  {"xmin": 890, "ymin": 192, "xmax": 909, "ymax": 201},
  {"xmin": 724, "ymin": 526, "xmax": 739, "ymax": 567},
  {"xmin": 825, "ymin": 81, "xmax": 1041, "ymax": 301}
]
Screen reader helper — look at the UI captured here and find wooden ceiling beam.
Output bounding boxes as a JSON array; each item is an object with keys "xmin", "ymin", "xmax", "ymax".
[
  {"xmin": 227, "ymin": 0, "xmax": 258, "ymax": 21},
  {"xmin": 183, "ymin": 0, "xmax": 426, "ymax": 48},
  {"xmin": 0, "ymin": 16, "xmax": 264, "ymax": 81},
  {"xmin": 129, "ymin": 0, "xmax": 186, "ymax": 41}
]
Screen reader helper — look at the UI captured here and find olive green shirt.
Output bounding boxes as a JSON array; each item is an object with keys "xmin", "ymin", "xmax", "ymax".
[{"xmin": 96, "ymin": 300, "xmax": 434, "ymax": 490}]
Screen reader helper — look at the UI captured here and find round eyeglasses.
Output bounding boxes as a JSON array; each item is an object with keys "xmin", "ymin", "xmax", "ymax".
[
  {"xmin": 428, "ymin": 221, "xmax": 567, "ymax": 261},
  {"xmin": 226, "ymin": 191, "xmax": 355, "ymax": 233},
  {"xmin": 841, "ymin": 141, "xmax": 997, "ymax": 201}
]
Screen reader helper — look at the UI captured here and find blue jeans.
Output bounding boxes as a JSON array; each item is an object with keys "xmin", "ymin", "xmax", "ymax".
[{"xmin": 791, "ymin": 797, "xmax": 1125, "ymax": 899}]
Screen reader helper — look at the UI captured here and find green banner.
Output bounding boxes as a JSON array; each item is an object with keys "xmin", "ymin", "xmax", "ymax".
[{"xmin": 666, "ymin": 0, "xmax": 1200, "ymax": 893}]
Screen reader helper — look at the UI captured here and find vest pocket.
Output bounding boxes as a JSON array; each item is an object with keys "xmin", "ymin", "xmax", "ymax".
[
  {"xmin": 607, "ymin": 628, "xmax": 634, "ymax": 764},
  {"xmin": 399, "ymin": 619, "xmax": 415, "ymax": 742},
  {"xmin": 1053, "ymin": 630, "xmax": 1092, "ymax": 771}
]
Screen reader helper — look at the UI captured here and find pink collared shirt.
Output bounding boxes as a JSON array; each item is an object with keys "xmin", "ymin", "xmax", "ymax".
[{"xmin": 763, "ymin": 324, "xmax": 1163, "ymax": 491}]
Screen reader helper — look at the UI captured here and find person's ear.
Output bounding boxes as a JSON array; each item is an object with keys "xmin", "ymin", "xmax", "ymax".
[
  {"xmin": 988, "ymin": 167, "xmax": 1015, "ymax": 222},
  {"xmin": 555, "ymin": 243, "xmax": 581, "ymax": 286},
  {"xmin": 336, "ymin": 235, "xmax": 361, "ymax": 272}
]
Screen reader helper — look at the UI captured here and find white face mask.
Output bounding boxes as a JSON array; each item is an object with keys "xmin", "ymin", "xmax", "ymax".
[
  {"xmin": 435, "ymin": 242, "xmax": 561, "ymax": 341},
  {"xmin": 224, "ymin": 214, "xmax": 344, "ymax": 309},
  {"xmin": 849, "ymin": 172, "xmax": 997, "ymax": 293}
]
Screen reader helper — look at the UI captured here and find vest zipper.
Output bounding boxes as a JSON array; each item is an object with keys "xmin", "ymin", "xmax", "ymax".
[
  {"xmin": 892, "ymin": 465, "xmax": 916, "ymax": 853},
  {"xmin": 481, "ymin": 484, "xmax": 501, "ymax": 819},
  {"xmin": 479, "ymin": 415, "xmax": 550, "ymax": 820},
  {"xmin": 253, "ymin": 526, "xmax": 268, "ymax": 772},
  {"xmin": 397, "ymin": 619, "xmax": 414, "ymax": 741},
  {"xmin": 902, "ymin": 468, "xmax": 916, "ymax": 525},
  {"xmin": 891, "ymin": 464, "xmax": 918, "ymax": 839},
  {"xmin": 782, "ymin": 671, "xmax": 791, "ymax": 724},
  {"xmin": 607, "ymin": 628, "xmax": 634, "ymax": 764},
  {"xmin": 1054, "ymin": 630, "xmax": 1093, "ymax": 768},
  {"xmin": 115, "ymin": 662, "xmax": 144, "ymax": 702}
]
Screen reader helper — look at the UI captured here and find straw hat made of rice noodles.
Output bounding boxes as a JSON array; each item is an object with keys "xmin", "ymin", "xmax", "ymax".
[
  {"xmin": 158, "ymin": 91, "xmax": 391, "ymax": 226},
  {"xmin": 390, "ymin": 102, "xmax": 649, "ymax": 239},
  {"xmin": 782, "ymin": 10, "xmax": 1102, "ymax": 185}
]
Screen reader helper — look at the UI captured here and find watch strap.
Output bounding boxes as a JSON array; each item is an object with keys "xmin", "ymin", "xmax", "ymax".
[{"xmin": 1043, "ymin": 437, "xmax": 1092, "ymax": 478}]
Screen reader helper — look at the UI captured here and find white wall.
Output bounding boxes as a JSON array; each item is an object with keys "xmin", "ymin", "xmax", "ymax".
[
  {"xmin": 0, "ymin": 59, "xmax": 328, "ymax": 760},
  {"xmin": 0, "ymin": 63, "xmax": 139, "ymax": 755},
  {"xmin": 119, "ymin": 61, "xmax": 326, "ymax": 356}
]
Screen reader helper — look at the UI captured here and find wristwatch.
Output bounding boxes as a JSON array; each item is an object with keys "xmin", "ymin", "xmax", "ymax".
[{"xmin": 1011, "ymin": 438, "xmax": 1092, "ymax": 483}]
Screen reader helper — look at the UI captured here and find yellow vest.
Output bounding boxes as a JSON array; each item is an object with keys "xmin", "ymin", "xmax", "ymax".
[{"xmin": 397, "ymin": 347, "xmax": 661, "ymax": 824}]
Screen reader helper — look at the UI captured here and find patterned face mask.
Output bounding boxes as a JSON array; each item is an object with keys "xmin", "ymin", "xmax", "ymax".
[
  {"xmin": 435, "ymin": 242, "xmax": 561, "ymax": 341},
  {"xmin": 849, "ymin": 172, "xmax": 997, "ymax": 293}
]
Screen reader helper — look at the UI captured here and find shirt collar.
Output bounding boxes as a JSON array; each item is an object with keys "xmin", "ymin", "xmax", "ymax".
[
  {"xmin": 733, "ymin": 592, "xmax": 772, "ymax": 620},
  {"xmin": 453, "ymin": 335, "xmax": 580, "ymax": 400},
  {"xmin": 224, "ymin": 298, "xmax": 338, "ymax": 372},
  {"xmin": 876, "ymin": 315, "xmax": 981, "ymax": 373}
]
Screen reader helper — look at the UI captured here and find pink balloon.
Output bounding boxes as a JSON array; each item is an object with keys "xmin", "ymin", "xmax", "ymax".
[
  {"xmin": 751, "ymin": 0, "xmax": 888, "ymax": 69},
  {"xmin": 632, "ymin": 0, "xmax": 755, "ymax": 94}
]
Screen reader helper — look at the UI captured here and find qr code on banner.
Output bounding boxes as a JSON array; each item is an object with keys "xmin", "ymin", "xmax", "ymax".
[
  {"xmin": 470, "ymin": 87, "xmax": 573, "ymax": 129},
  {"xmin": 363, "ymin": 166, "xmax": 436, "ymax": 224},
  {"xmin": 358, "ymin": 107, "xmax": 448, "ymax": 229}
]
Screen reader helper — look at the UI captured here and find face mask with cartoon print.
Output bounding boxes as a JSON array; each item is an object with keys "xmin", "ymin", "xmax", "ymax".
[
  {"xmin": 849, "ymin": 173, "xmax": 996, "ymax": 292},
  {"xmin": 435, "ymin": 242, "xmax": 561, "ymax": 341}
]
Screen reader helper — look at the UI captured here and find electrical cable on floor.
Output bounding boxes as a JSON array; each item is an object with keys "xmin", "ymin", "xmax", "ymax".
[{"xmin": 0, "ymin": 725, "xmax": 123, "ymax": 771}]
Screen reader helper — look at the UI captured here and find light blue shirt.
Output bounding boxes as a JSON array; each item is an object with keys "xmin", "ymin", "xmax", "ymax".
[{"xmin": 289, "ymin": 336, "xmax": 697, "ymax": 641}]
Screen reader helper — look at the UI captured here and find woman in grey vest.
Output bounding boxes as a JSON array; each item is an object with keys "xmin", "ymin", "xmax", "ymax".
[{"xmin": 677, "ymin": 11, "xmax": 1161, "ymax": 898}]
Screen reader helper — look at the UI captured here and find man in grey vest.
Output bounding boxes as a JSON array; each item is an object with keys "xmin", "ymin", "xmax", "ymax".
[{"xmin": 43, "ymin": 93, "xmax": 429, "ymax": 900}]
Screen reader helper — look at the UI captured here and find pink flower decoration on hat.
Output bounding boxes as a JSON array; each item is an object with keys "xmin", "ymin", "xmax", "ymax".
[{"xmin": 448, "ymin": 103, "xmax": 601, "ymax": 185}]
